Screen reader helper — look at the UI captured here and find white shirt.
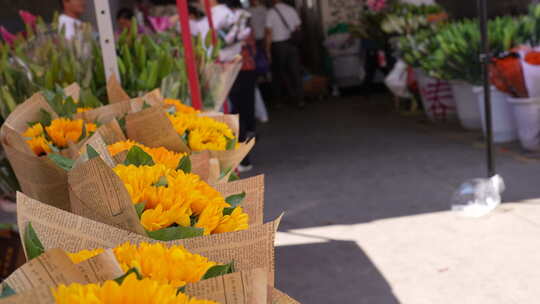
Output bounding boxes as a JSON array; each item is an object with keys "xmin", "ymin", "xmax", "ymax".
[
  {"xmin": 265, "ymin": 3, "xmax": 301, "ymax": 42},
  {"xmin": 193, "ymin": 4, "xmax": 235, "ymax": 40},
  {"xmin": 248, "ymin": 5, "xmax": 267, "ymax": 40},
  {"xmin": 58, "ymin": 14, "xmax": 82, "ymax": 40}
]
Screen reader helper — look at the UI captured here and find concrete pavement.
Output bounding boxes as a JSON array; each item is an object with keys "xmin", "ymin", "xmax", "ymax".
[{"xmin": 248, "ymin": 94, "xmax": 540, "ymax": 303}]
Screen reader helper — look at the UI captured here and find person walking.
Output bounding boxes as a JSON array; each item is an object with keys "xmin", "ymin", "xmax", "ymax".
[
  {"xmin": 58, "ymin": 0, "xmax": 86, "ymax": 40},
  {"xmin": 265, "ymin": 0, "xmax": 304, "ymax": 108},
  {"xmin": 227, "ymin": 0, "xmax": 257, "ymax": 172},
  {"xmin": 248, "ymin": 0, "xmax": 267, "ymax": 48}
]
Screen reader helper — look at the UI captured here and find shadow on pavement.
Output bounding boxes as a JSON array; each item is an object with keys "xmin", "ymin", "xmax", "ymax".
[{"xmin": 275, "ymin": 240, "xmax": 399, "ymax": 304}]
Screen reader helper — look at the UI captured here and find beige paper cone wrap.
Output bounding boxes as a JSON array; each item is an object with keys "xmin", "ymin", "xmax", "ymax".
[
  {"xmin": 125, "ymin": 106, "xmax": 190, "ymax": 153},
  {"xmin": 16, "ymin": 192, "xmax": 279, "ymax": 286},
  {"xmin": 106, "ymin": 75, "xmax": 131, "ymax": 104}
]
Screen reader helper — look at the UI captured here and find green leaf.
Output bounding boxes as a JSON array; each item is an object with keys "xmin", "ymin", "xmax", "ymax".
[
  {"xmin": 134, "ymin": 202, "xmax": 146, "ymax": 218},
  {"xmin": 228, "ymin": 171, "xmax": 240, "ymax": 182},
  {"xmin": 118, "ymin": 117, "xmax": 126, "ymax": 132},
  {"xmin": 202, "ymin": 261, "xmax": 235, "ymax": 280},
  {"xmin": 176, "ymin": 286, "xmax": 186, "ymax": 295},
  {"xmin": 48, "ymin": 153, "xmax": 75, "ymax": 171},
  {"xmin": 124, "ymin": 146, "xmax": 155, "ymax": 167},
  {"xmin": 142, "ymin": 101, "xmax": 151, "ymax": 110},
  {"xmin": 38, "ymin": 108, "xmax": 52, "ymax": 127},
  {"xmin": 146, "ymin": 226, "xmax": 204, "ymax": 241},
  {"xmin": 225, "ymin": 192, "xmax": 245, "ymax": 207},
  {"xmin": 223, "ymin": 207, "xmax": 235, "ymax": 216},
  {"xmin": 114, "ymin": 268, "xmax": 143, "ymax": 284},
  {"xmin": 219, "ymin": 167, "xmax": 232, "ymax": 181},
  {"xmin": 176, "ymin": 155, "xmax": 191, "ymax": 173},
  {"xmin": 77, "ymin": 123, "xmax": 87, "ymax": 142},
  {"xmin": 87, "ymin": 145, "xmax": 99, "ymax": 160},
  {"xmin": 0, "ymin": 283, "xmax": 15, "ymax": 299},
  {"xmin": 152, "ymin": 176, "xmax": 168, "ymax": 187},
  {"xmin": 226, "ymin": 137, "xmax": 237, "ymax": 151},
  {"xmin": 24, "ymin": 223, "xmax": 44, "ymax": 260}
]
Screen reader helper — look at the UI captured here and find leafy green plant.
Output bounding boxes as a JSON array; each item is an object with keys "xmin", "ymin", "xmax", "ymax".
[{"xmin": 428, "ymin": 17, "xmax": 528, "ymax": 85}]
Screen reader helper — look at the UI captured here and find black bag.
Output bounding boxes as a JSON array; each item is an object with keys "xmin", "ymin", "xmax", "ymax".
[{"xmin": 273, "ymin": 6, "xmax": 302, "ymax": 47}]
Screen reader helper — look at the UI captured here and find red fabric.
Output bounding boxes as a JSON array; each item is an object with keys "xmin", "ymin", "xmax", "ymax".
[
  {"xmin": 490, "ymin": 55, "xmax": 528, "ymax": 98},
  {"xmin": 241, "ymin": 35, "xmax": 257, "ymax": 71}
]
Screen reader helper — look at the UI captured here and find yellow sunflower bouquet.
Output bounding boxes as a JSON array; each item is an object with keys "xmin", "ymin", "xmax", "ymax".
[
  {"xmin": 111, "ymin": 145, "xmax": 249, "ymax": 238},
  {"xmin": 0, "ymin": 90, "xmax": 102, "ymax": 211},
  {"xmin": 67, "ymin": 242, "xmax": 233, "ymax": 289},
  {"xmin": 54, "ymin": 274, "xmax": 218, "ymax": 304},
  {"xmin": 50, "ymin": 139, "xmax": 249, "ymax": 241},
  {"xmin": 23, "ymin": 115, "xmax": 97, "ymax": 157}
]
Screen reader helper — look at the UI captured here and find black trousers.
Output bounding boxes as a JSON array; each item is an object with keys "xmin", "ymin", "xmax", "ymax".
[
  {"xmin": 271, "ymin": 41, "xmax": 304, "ymax": 103},
  {"xmin": 230, "ymin": 70, "xmax": 257, "ymax": 142}
]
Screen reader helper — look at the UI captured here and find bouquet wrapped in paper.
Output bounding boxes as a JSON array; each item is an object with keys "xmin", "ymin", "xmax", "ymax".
[
  {"xmin": 0, "ymin": 89, "xmax": 105, "ymax": 211},
  {"xmin": 0, "ymin": 243, "xmax": 271, "ymax": 303},
  {"xmin": 78, "ymin": 82, "xmax": 255, "ymax": 181}
]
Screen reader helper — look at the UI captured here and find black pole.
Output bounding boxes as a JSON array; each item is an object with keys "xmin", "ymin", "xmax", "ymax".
[{"xmin": 478, "ymin": 0, "xmax": 495, "ymax": 177}]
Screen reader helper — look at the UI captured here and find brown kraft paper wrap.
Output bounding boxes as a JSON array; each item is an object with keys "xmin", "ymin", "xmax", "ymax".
[
  {"xmin": 0, "ymin": 93, "xmax": 69, "ymax": 210},
  {"xmin": 125, "ymin": 106, "xmax": 190, "ymax": 153},
  {"xmin": 213, "ymin": 175, "xmax": 265, "ymax": 226},
  {"xmin": 269, "ymin": 288, "xmax": 302, "ymax": 304},
  {"xmin": 186, "ymin": 268, "xmax": 268, "ymax": 304},
  {"xmin": 68, "ymin": 157, "xmax": 146, "ymax": 235},
  {"xmin": 63, "ymin": 82, "xmax": 81, "ymax": 102},
  {"xmin": 1, "ymin": 268, "xmax": 271, "ymax": 304},
  {"xmin": 106, "ymin": 75, "xmax": 131, "ymax": 104},
  {"xmin": 16, "ymin": 192, "xmax": 280, "ymax": 286},
  {"xmin": 74, "ymin": 100, "xmax": 133, "ymax": 124}
]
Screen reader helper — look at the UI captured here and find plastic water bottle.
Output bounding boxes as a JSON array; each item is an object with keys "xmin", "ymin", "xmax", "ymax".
[{"xmin": 451, "ymin": 175, "xmax": 505, "ymax": 217}]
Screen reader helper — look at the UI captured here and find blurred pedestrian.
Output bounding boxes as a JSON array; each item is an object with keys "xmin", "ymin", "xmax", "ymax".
[
  {"xmin": 227, "ymin": 0, "xmax": 257, "ymax": 172},
  {"xmin": 116, "ymin": 8, "xmax": 135, "ymax": 33},
  {"xmin": 265, "ymin": 0, "xmax": 304, "ymax": 108},
  {"xmin": 248, "ymin": 0, "xmax": 267, "ymax": 48},
  {"xmin": 59, "ymin": 0, "xmax": 86, "ymax": 39}
]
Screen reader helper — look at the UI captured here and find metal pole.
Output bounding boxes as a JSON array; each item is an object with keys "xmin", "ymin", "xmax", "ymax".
[{"xmin": 478, "ymin": 0, "xmax": 495, "ymax": 177}]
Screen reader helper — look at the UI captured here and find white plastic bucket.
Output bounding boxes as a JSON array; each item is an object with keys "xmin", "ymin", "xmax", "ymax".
[
  {"xmin": 474, "ymin": 86, "xmax": 518, "ymax": 143},
  {"xmin": 507, "ymin": 97, "xmax": 540, "ymax": 151},
  {"xmin": 414, "ymin": 69, "xmax": 456, "ymax": 122},
  {"xmin": 450, "ymin": 81, "xmax": 482, "ymax": 130}
]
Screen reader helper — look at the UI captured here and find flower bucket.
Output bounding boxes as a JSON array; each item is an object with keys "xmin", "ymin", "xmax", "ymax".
[
  {"xmin": 507, "ymin": 97, "xmax": 540, "ymax": 151},
  {"xmin": 450, "ymin": 81, "xmax": 482, "ymax": 130},
  {"xmin": 474, "ymin": 86, "xmax": 517, "ymax": 143},
  {"xmin": 414, "ymin": 69, "xmax": 456, "ymax": 122}
]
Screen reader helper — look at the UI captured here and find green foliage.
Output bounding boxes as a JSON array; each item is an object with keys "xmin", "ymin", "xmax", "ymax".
[
  {"xmin": 23, "ymin": 222, "xmax": 44, "ymax": 260},
  {"xmin": 146, "ymin": 226, "xmax": 204, "ymax": 241},
  {"xmin": 124, "ymin": 146, "xmax": 155, "ymax": 167}
]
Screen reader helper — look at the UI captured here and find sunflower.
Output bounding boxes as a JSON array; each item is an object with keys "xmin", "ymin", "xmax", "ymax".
[
  {"xmin": 76, "ymin": 107, "xmax": 93, "ymax": 113},
  {"xmin": 26, "ymin": 136, "xmax": 52, "ymax": 156},
  {"xmin": 45, "ymin": 118, "xmax": 85, "ymax": 148},
  {"xmin": 167, "ymin": 113, "xmax": 235, "ymax": 152},
  {"xmin": 53, "ymin": 273, "xmax": 218, "ymax": 304},
  {"xmin": 67, "ymin": 242, "xmax": 218, "ymax": 289},
  {"xmin": 85, "ymin": 122, "xmax": 98, "ymax": 134},
  {"xmin": 213, "ymin": 206, "xmax": 249, "ymax": 234},
  {"xmin": 164, "ymin": 99, "xmax": 200, "ymax": 115},
  {"xmin": 67, "ymin": 248, "xmax": 105, "ymax": 264},
  {"xmin": 23, "ymin": 123, "xmax": 44, "ymax": 138},
  {"xmin": 112, "ymin": 164, "xmax": 245, "ymax": 235},
  {"xmin": 109, "ymin": 141, "xmax": 186, "ymax": 170}
]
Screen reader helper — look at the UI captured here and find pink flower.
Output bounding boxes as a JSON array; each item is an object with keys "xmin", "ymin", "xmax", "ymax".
[
  {"xmin": 148, "ymin": 16, "xmax": 173, "ymax": 33},
  {"xmin": 0, "ymin": 26, "xmax": 16, "ymax": 45},
  {"xmin": 19, "ymin": 10, "xmax": 37, "ymax": 29},
  {"xmin": 367, "ymin": 0, "xmax": 387, "ymax": 12}
]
